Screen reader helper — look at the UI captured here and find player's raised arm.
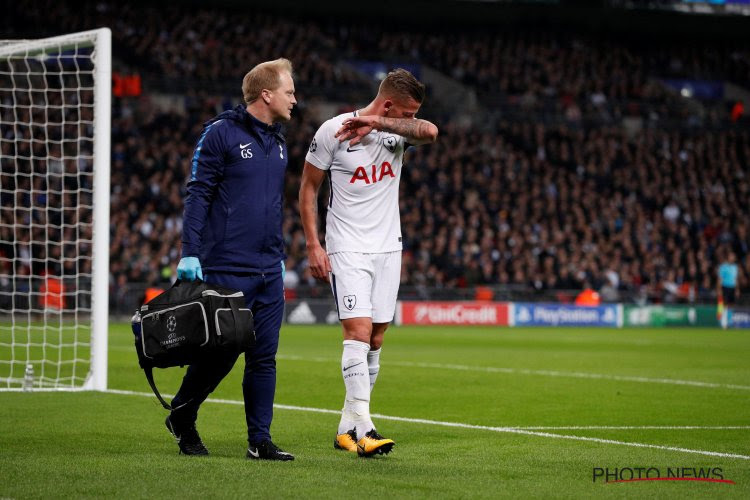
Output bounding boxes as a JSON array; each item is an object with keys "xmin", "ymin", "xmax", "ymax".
[
  {"xmin": 335, "ymin": 115, "xmax": 438, "ymax": 146},
  {"xmin": 299, "ymin": 161, "xmax": 332, "ymax": 283},
  {"xmin": 334, "ymin": 68, "xmax": 438, "ymax": 146}
]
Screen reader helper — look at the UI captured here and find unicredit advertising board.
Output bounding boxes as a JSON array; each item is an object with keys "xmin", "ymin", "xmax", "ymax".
[
  {"xmin": 397, "ymin": 302, "xmax": 509, "ymax": 326},
  {"xmin": 512, "ymin": 303, "xmax": 620, "ymax": 327}
]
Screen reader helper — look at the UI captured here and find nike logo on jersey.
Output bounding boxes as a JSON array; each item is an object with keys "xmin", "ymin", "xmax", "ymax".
[
  {"xmin": 343, "ymin": 362, "xmax": 364, "ymax": 372},
  {"xmin": 239, "ymin": 142, "xmax": 252, "ymax": 149},
  {"xmin": 346, "ymin": 145, "xmax": 362, "ymax": 152}
]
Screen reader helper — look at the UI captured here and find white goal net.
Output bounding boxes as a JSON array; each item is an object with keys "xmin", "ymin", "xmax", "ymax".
[{"xmin": 0, "ymin": 29, "xmax": 110, "ymax": 391}]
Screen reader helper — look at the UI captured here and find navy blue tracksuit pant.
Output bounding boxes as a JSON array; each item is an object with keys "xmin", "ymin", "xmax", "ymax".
[{"xmin": 170, "ymin": 271, "xmax": 284, "ymax": 444}]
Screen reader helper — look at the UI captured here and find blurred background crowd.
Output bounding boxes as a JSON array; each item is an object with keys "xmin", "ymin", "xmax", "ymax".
[{"xmin": 2, "ymin": 0, "xmax": 749, "ymax": 311}]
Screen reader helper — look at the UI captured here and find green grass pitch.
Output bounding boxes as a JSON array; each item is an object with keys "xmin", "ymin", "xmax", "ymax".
[{"xmin": 1, "ymin": 324, "xmax": 749, "ymax": 498}]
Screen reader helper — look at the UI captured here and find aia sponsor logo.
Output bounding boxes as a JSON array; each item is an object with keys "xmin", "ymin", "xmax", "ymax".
[{"xmin": 349, "ymin": 161, "xmax": 395, "ymax": 185}]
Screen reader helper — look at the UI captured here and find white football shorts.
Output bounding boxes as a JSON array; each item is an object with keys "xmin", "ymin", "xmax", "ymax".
[{"xmin": 329, "ymin": 251, "xmax": 402, "ymax": 323}]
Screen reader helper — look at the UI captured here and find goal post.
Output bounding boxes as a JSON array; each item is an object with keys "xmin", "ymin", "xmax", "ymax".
[
  {"xmin": 0, "ymin": 28, "xmax": 111, "ymax": 391},
  {"xmin": 90, "ymin": 28, "xmax": 111, "ymax": 391}
]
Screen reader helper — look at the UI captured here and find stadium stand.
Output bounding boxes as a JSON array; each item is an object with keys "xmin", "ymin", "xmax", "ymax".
[{"xmin": 2, "ymin": 0, "xmax": 748, "ymax": 312}]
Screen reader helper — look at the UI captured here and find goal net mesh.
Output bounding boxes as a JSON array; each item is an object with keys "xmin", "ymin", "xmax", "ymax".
[{"xmin": 0, "ymin": 31, "xmax": 109, "ymax": 389}]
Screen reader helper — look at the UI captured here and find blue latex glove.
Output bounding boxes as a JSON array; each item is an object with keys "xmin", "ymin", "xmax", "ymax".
[{"xmin": 177, "ymin": 256, "xmax": 203, "ymax": 281}]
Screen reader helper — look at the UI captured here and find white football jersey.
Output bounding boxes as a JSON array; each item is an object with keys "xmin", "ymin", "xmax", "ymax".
[{"xmin": 305, "ymin": 111, "xmax": 406, "ymax": 254}]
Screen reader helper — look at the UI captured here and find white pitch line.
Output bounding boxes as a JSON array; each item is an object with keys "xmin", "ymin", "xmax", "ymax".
[
  {"xmin": 104, "ymin": 389, "xmax": 750, "ymax": 461},
  {"xmin": 108, "ymin": 348, "xmax": 750, "ymax": 391},
  {"xmin": 362, "ymin": 413, "xmax": 750, "ymax": 461},
  {"xmin": 276, "ymin": 354, "xmax": 750, "ymax": 391},
  {"xmin": 514, "ymin": 426, "xmax": 750, "ymax": 430}
]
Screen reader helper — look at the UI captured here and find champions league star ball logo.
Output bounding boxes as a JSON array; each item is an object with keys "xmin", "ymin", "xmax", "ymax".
[
  {"xmin": 309, "ymin": 138, "xmax": 317, "ymax": 153},
  {"xmin": 383, "ymin": 136, "xmax": 396, "ymax": 153},
  {"xmin": 166, "ymin": 314, "xmax": 177, "ymax": 333},
  {"xmin": 343, "ymin": 295, "xmax": 357, "ymax": 311}
]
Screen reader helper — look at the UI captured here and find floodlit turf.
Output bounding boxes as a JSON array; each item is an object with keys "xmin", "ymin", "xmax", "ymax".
[
  {"xmin": 1, "ymin": 324, "xmax": 749, "ymax": 498},
  {"xmin": 0, "ymin": 321, "xmax": 92, "ymax": 386}
]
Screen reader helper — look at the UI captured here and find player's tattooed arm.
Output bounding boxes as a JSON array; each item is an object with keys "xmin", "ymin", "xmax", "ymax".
[
  {"xmin": 336, "ymin": 116, "xmax": 438, "ymax": 146},
  {"xmin": 375, "ymin": 117, "xmax": 438, "ymax": 145}
]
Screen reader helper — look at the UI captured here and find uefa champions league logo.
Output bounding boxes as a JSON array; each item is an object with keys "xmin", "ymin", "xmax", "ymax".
[{"xmin": 166, "ymin": 314, "xmax": 177, "ymax": 333}]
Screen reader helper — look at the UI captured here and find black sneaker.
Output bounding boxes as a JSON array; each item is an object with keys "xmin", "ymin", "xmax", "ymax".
[
  {"xmin": 247, "ymin": 440, "xmax": 295, "ymax": 461},
  {"xmin": 165, "ymin": 415, "xmax": 209, "ymax": 456}
]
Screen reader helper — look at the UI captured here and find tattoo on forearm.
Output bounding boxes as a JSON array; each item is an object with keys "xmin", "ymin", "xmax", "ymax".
[{"xmin": 378, "ymin": 117, "xmax": 432, "ymax": 140}]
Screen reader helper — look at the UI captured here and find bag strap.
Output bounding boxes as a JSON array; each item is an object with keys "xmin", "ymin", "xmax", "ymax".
[
  {"xmin": 144, "ymin": 366, "xmax": 172, "ymax": 411},
  {"xmin": 229, "ymin": 296, "xmax": 241, "ymax": 330}
]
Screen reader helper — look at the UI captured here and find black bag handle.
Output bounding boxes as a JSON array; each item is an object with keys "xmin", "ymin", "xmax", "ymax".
[
  {"xmin": 144, "ymin": 366, "xmax": 172, "ymax": 410},
  {"xmin": 144, "ymin": 366, "xmax": 196, "ymax": 412},
  {"xmin": 172, "ymin": 278, "xmax": 203, "ymax": 286},
  {"xmin": 229, "ymin": 296, "xmax": 241, "ymax": 331}
]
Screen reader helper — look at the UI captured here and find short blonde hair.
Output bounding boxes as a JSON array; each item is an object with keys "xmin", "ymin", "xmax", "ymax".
[
  {"xmin": 378, "ymin": 68, "xmax": 425, "ymax": 104},
  {"xmin": 242, "ymin": 58, "xmax": 293, "ymax": 105}
]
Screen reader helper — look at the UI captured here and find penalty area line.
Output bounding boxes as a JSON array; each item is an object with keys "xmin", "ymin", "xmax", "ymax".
[
  {"xmin": 516, "ymin": 425, "xmax": 750, "ymax": 430},
  {"xmin": 275, "ymin": 355, "xmax": 750, "ymax": 392},
  {"xmin": 105, "ymin": 389, "xmax": 750, "ymax": 461},
  {"xmin": 107, "ymin": 349, "xmax": 750, "ymax": 391}
]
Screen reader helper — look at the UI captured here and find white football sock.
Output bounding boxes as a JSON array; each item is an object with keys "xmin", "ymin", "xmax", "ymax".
[
  {"xmin": 338, "ymin": 340, "xmax": 374, "ymax": 438},
  {"xmin": 367, "ymin": 347, "xmax": 381, "ymax": 393}
]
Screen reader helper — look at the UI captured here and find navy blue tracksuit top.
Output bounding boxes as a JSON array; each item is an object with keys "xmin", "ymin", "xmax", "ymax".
[{"xmin": 182, "ymin": 105, "xmax": 287, "ymax": 274}]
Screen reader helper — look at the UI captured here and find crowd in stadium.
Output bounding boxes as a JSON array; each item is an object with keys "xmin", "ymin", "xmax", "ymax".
[
  {"xmin": 7, "ymin": 1, "xmax": 749, "ymax": 108},
  {"xmin": 4, "ymin": 1, "xmax": 371, "ymax": 97},
  {"xmin": 106, "ymin": 96, "xmax": 750, "ymax": 303},
  {"xmin": 397, "ymin": 123, "xmax": 749, "ymax": 301},
  {"xmin": 366, "ymin": 27, "xmax": 750, "ymax": 95},
  {"xmin": 3, "ymin": 0, "xmax": 749, "ymax": 304}
]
